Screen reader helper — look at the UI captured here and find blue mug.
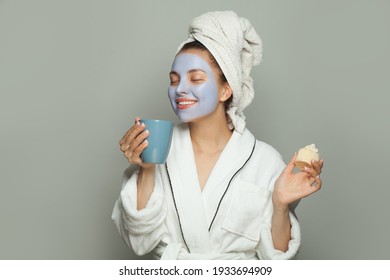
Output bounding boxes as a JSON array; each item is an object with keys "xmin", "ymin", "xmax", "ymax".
[{"xmin": 139, "ymin": 119, "xmax": 174, "ymax": 164}]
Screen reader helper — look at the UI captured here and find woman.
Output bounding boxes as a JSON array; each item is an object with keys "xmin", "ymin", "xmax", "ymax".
[{"xmin": 112, "ymin": 11, "xmax": 323, "ymax": 260}]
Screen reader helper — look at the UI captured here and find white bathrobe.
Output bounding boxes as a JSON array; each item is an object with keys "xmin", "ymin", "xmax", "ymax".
[{"xmin": 112, "ymin": 123, "xmax": 301, "ymax": 259}]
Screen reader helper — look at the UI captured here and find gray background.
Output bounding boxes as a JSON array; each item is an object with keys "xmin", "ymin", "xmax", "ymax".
[{"xmin": 1, "ymin": 0, "xmax": 389, "ymax": 260}]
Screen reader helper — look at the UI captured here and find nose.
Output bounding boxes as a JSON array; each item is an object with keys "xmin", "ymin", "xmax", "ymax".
[{"xmin": 176, "ymin": 79, "xmax": 189, "ymax": 96}]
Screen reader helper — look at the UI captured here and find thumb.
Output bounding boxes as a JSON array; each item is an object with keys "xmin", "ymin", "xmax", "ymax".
[{"xmin": 284, "ymin": 152, "xmax": 298, "ymax": 174}]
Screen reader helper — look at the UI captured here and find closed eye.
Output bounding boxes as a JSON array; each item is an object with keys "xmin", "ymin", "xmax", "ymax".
[
  {"xmin": 190, "ymin": 73, "xmax": 207, "ymax": 84},
  {"xmin": 191, "ymin": 79, "xmax": 204, "ymax": 83},
  {"xmin": 169, "ymin": 72, "xmax": 179, "ymax": 86}
]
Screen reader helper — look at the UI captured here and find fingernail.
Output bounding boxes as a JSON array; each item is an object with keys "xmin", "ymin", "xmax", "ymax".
[
  {"xmin": 316, "ymin": 175, "xmax": 320, "ymax": 178},
  {"xmin": 145, "ymin": 129, "xmax": 149, "ymax": 134},
  {"xmin": 304, "ymin": 166, "xmax": 309, "ymax": 171}
]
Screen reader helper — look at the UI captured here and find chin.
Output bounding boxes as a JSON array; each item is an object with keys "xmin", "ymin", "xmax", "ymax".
[
  {"xmin": 176, "ymin": 110, "xmax": 215, "ymax": 123},
  {"xmin": 176, "ymin": 112, "xmax": 197, "ymax": 123},
  {"xmin": 178, "ymin": 117, "xmax": 194, "ymax": 123},
  {"xmin": 178, "ymin": 115, "xmax": 209, "ymax": 124}
]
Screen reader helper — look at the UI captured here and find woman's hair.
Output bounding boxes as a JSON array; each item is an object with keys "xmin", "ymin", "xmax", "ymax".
[{"xmin": 179, "ymin": 41, "xmax": 233, "ymax": 110}]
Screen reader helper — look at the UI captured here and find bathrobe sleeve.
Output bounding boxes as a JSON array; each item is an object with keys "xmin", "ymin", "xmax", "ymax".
[
  {"xmin": 255, "ymin": 151, "xmax": 301, "ymax": 260},
  {"xmin": 111, "ymin": 165, "xmax": 167, "ymax": 256},
  {"xmin": 257, "ymin": 208, "xmax": 301, "ymax": 259}
]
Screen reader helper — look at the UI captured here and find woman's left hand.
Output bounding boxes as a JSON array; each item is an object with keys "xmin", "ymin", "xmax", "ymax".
[{"xmin": 273, "ymin": 153, "xmax": 324, "ymax": 209}]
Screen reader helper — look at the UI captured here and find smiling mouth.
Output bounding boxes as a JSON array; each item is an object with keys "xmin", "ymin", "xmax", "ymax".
[
  {"xmin": 176, "ymin": 99, "xmax": 197, "ymax": 109},
  {"xmin": 177, "ymin": 101, "xmax": 197, "ymax": 105}
]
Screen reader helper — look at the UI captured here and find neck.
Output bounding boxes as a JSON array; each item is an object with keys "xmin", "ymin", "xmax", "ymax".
[{"xmin": 189, "ymin": 107, "xmax": 233, "ymax": 153}]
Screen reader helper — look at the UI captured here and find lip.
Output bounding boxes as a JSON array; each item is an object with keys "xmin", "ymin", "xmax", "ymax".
[{"xmin": 176, "ymin": 98, "xmax": 198, "ymax": 110}]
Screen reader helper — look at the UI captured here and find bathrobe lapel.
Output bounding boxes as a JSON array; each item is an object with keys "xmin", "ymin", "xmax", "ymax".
[
  {"xmin": 165, "ymin": 123, "xmax": 256, "ymax": 253},
  {"xmin": 166, "ymin": 124, "xmax": 210, "ymax": 253},
  {"xmin": 201, "ymin": 126, "xmax": 256, "ymax": 229}
]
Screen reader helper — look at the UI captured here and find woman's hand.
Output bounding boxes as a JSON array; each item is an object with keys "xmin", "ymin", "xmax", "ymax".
[
  {"xmin": 119, "ymin": 117, "xmax": 154, "ymax": 169},
  {"xmin": 273, "ymin": 153, "xmax": 324, "ymax": 209},
  {"xmin": 119, "ymin": 117, "xmax": 156, "ymax": 210}
]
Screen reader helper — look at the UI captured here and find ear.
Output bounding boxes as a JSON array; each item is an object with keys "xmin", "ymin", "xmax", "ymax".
[{"xmin": 220, "ymin": 83, "xmax": 232, "ymax": 102}]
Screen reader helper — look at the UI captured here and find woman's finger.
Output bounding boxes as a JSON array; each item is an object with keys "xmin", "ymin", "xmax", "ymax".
[
  {"xmin": 119, "ymin": 127, "xmax": 133, "ymax": 146},
  {"xmin": 124, "ymin": 148, "xmax": 133, "ymax": 160},
  {"xmin": 312, "ymin": 176, "xmax": 322, "ymax": 191},
  {"xmin": 129, "ymin": 140, "xmax": 148, "ymax": 165},
  {"xmin": 132, "ymin": 139, "xmax": 148, "ymax": 158},
  {"xmin": 319, "ymin": 159, "xmax": 324, "ymax": 169},
  {"xmin": 303, "ymin": 176, "xmax": 322, "ymax": 197},
  {"xmin": 303, "ymin": 166, "xmax": 318, "ymax": 177},
  {"xmin": 119, "ymin": 117, "xmax": 142, "ymax": 146},
  {"xmin": 120, "ymin": 122, "xmax": 145, "ymax": 151},
  {"xmin": 128, "ymin": 129, "xmax": 149, "ymax": 154},
  {"xmin": 124, "ymin": 140, "xmax": 146, "ymax": 165},
  {"xmin": 284, "ymin": 152, "xmax": 298, "ymax": 175},
  {"xmin": 309, "ymin": 176, "xmax": 318, "ymax": 186},
  {"xmin": 311, "ymin": 160, "xmax": 322, "ymax": 175}
]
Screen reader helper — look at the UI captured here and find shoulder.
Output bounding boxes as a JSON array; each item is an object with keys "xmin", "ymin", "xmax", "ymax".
[
  {"xmin": 254, "ymin": 139, "xmax": 284, "ymax": 162},
  {"xmin": 240, "ymin": 128, "xmax": 286, "ymax": 187},
  {"xmin": 253, "ymin": 139, "xmax": 285, "ymax": 175},
  {"xmin": 242, "ymin": 128, "xmax": 284, "ymax": 163}
]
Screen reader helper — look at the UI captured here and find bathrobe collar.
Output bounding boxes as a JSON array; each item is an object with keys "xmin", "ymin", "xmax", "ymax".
[{"xmin": 165, "ymin": 123, "xmax": 256, "ymax": 253}]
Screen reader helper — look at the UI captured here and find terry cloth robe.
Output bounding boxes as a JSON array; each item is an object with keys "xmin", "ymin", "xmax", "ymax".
[{"xmin": 112, "ymin": 123, "xmax": 301, "ymax": 259}]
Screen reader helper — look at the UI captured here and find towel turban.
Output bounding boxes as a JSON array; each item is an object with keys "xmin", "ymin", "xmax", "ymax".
[{"xmin": 177, "ymin": 11, "xmax": 263, "ymax": 133}]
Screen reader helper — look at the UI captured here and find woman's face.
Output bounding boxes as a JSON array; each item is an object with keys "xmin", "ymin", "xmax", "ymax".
[{"xmin": 168, "ymin": 51, "xmax": 220, "ymax": 122}]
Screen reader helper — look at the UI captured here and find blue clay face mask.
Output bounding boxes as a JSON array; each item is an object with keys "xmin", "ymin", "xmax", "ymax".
[{"xmin": 168, "ymin": 53, "xmax": 219, "ymax": 122}]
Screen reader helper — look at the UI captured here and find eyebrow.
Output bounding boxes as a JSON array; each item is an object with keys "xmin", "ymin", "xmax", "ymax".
[{"xmin": 169, "ymin": 69, "xmax": 207, "ymax": 75}]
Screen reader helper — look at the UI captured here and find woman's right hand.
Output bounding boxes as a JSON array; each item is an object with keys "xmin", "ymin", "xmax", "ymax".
[{"xmin": 119, "ymin": 117, "xmax": 154, "ymax": 169}]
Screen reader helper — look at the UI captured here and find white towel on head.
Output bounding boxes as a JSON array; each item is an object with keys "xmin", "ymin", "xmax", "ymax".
[{"xmin": 177, "ymin": 11, "xmax": 263, "ymax": 133}]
